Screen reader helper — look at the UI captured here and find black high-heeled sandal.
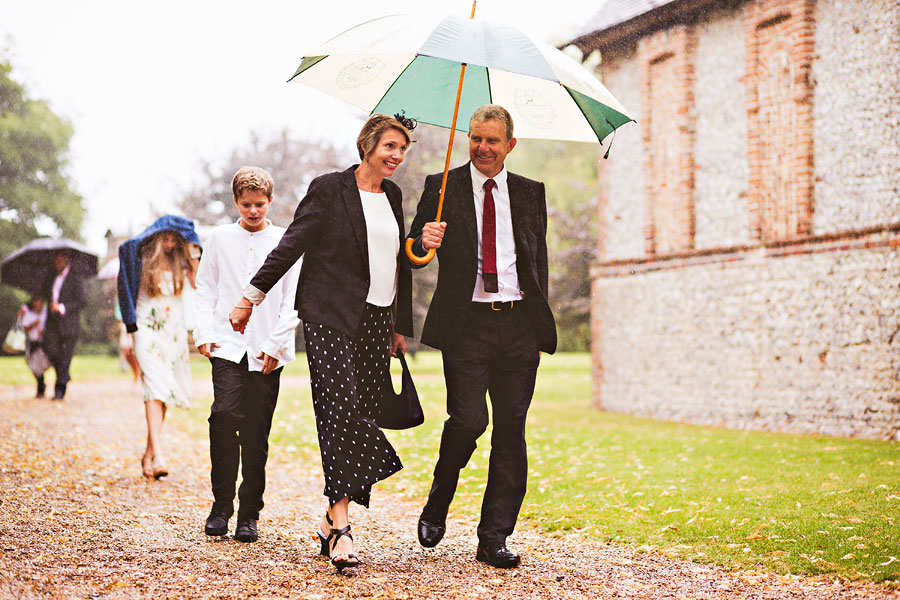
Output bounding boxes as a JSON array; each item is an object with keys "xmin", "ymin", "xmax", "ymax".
[
  {"xmin": 316, "ymin": 513, "xmax": 333, "ymax": 557},
  {"xmin": 328, "ymin": 525, "xmax": 360, "ymax": 572}
]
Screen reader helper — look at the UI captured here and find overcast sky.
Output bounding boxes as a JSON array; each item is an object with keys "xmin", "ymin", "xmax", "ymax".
[{"xmin": 1, "ymin": 0, "xmax": 603, "ymax": 253}]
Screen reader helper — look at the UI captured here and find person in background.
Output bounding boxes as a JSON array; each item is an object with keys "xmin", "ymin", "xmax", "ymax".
[
  {"xmin": 41, "ymin": 250, "xmax": 88, "ymax": 401},
  {"xmin": 407, "ymin": 104, "xmax": 557, "ymax": 569},
  {"xmin": 118, "ymin": 215, "xmax": 201, "ymax": 480},
  {"xmin": 194, "ymin": 166, "xmax": 301, "ymax": 543},
  {"xmin": 229, "ymin": 114, "xmax": 414, "ymax": 571},
  {"xmin": 17, "ymin": 295, "xmax": 50, "ymax": 398}
]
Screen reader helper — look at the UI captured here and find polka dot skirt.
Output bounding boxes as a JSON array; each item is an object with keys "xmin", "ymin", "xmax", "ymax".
[{"xmin": 304, "ymin": 303, "xmax": 403, "ymax": 507}]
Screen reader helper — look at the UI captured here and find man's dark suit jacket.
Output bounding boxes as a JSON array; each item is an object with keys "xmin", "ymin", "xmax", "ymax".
[
  {"xmin": 42, "ymin": 268, "xmax": 87, "ymax": 339},
  {"xmin": 408, "ymin": 163, "xmax": 557, "ymax": 353},
  {"xmin": 249, "ymin": 165, "xmax": 413, "ymax": 339}
]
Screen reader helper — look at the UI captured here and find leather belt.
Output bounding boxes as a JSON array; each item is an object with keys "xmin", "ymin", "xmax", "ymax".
[{"xmin": 473, "ymin": 300, "xmax": 517, "ymax": 312}]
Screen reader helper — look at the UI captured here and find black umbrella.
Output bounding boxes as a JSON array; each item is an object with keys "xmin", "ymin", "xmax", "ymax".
[{"xmin": 1, "ymin": 238, "xmax": 98, "ymax": 295}]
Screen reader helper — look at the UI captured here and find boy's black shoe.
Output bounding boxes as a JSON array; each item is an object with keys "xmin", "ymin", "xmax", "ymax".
[
  {"xmin": 234, "ymin": 518, "xmax": 258, "ymax": 543},
  {"xmin": 476, "ymin": 542, "xmax": 520, "ymax": 568},
  {"xmin": 417, "ymin": 513, "xmax": 446, "ymax": 548},
  {"xmin": 204, "ymin": 506, "xmax": 231, "ymax": 537}
]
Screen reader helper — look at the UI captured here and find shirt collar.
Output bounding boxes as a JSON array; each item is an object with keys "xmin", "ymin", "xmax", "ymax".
[
  {"xmin": 470, "ymin": 162, "xmax": 508, "ymax": 191},
  {"xmin": 55, "ymin": 264, "xmax": 71, "ymax": 280},
  {"xmin": 235, "ymin": 218, "xmax": 272, "ymax": 233}
]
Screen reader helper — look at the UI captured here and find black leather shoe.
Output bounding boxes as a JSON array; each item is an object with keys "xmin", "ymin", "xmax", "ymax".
[
  {"xmin": 476, "ymin": 542, "xmax": 520, "ymax": 568},
  {"xmin": 204, "ymin": 507, "xmax": 231, "ymax": 536},
  {"xmin": 234, "ymin": 518, "xmax": 258, "ymax": 543},
  {"xmin": 417, "ymin": 515, "xmax": 446, "ymax": 548}
]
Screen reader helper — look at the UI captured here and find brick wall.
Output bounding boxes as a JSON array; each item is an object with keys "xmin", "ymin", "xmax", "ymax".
[
  {"xmin": 744, "ymin": 0, "xmax": 816, "ymax": 241},
  {"xmin": 639, "ymin": 25, "xmax": 697, "ymax": 255}
]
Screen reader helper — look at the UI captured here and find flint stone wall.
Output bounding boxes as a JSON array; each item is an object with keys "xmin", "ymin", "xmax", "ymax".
[
  {"xmin": 591, "ymin": 243, "xmax": 900, "ymax": 440},
  {"xmin": 812, "ymin": 0, "xmax": 900, "ymax": 234}
]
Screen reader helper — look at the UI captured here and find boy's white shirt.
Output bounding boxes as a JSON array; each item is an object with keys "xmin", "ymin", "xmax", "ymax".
[{"xmin": 193, "ymin": 220, "xmax": 301, "ymax": 371}]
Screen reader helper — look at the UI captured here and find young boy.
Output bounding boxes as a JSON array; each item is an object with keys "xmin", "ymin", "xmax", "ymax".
[{"xmin": 194, "ymin": 166, "xmax": 301, "ymax": 542}]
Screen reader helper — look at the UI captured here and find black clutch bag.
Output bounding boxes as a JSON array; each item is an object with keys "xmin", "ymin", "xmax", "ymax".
[{"xmin": 376, "ymin": 350, "xmax": 424, "ymax": 430}]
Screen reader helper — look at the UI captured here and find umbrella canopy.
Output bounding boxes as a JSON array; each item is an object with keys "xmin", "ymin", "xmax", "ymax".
[
  {"xmin": 289, "ymin": 13, "xmax": 634, "ymax": 143},
  {"xmin": 97, "ymin": 256, "xmax": 120, "ymax": 280},
  {"xmin": 1, "ymin": 238, "xmax": 98, "ymax": 296}
]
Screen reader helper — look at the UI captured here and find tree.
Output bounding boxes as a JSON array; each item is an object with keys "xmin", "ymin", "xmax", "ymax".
[
  {"xmin": 179, "ymin": 129, "xmax": 346, "ymax": 228},
  {"xmin": 507, "ymin": 139, "xmax": 599, "ymax": 352},
  {"xmin": 0, "ymin": 58, "xmax": 86, "ymax": 345}
]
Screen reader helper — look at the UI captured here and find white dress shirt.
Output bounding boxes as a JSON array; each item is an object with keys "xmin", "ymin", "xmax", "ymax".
[
  {"xmin": 469, "ymin": 163, "xmax": 524, "ymax": 302},
  {"xmin": 358, "ymin": 189, "xmax": 399, "ymax": 307},
  {"xmin": 193, "ymin": 220, "xmax": 301, "ymax": 371}
]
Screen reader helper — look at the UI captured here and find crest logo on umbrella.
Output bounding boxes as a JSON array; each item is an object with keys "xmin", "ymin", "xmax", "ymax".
[
  {"xmin": 336, "ymin": 57, "xmax": 385, "ymax": 90},
  {"xmin": 514, "ymin": 90, "xmax": 556, "ymax": 130}
]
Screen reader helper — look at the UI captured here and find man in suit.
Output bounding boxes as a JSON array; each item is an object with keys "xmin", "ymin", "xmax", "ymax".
[
  {"xmin": 407, "ymin": 104, "xmax": 557, "ymax": 568},
  {"xmin": 42, "ymin": 250, "xmax": 87, "ymax": 400}
]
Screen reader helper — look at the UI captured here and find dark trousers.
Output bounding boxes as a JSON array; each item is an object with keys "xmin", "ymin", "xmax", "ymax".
[
  {"xmin": 423, "ymin": 303, "xmax": 540, "ymax": 544},
  {"xmin": 43, "ymin": 325, "xmax": 76, "ymax": 392},
  {"xmin": 208, "ymin": 355, "xmax": 282, "ymax": 521}
]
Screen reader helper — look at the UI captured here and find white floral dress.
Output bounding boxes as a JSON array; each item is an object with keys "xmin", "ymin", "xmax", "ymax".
[{"xmin": 134, "ymin": 271, "xmax": 192, "ymax": 408}]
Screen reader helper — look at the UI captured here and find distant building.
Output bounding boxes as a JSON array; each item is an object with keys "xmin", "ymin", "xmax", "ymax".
[{"xmin": 568, "ymin": 0, "xmax": 900, "ymax": 439}]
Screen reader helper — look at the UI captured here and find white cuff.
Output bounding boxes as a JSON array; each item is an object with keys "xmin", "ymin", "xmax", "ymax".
[{"xmin": 243, "ymin": 284, "xmax": 266, "ymax": 305}]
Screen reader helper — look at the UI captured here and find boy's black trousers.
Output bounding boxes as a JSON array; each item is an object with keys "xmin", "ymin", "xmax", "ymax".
[{"xmin": 208, "ymin": 355, "xmax": 282, "ymax": 520}]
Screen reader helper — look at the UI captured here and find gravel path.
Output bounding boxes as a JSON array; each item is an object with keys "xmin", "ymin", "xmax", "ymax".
[{"xmin": 0, "ymin": 379, "xmax": 896, "ymax": 599}]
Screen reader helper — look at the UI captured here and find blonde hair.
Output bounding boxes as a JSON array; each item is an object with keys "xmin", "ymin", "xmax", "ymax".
[
  {"xmin": 232, "ymin": 166, "xmax": 274, "ymax": 199},
  {"xmin": 470, "ymin": 104, "xmax": 515, "ymax": 140},
  {"xmin": 140, "ymin": 231, "xmax": 190, "ymax": 298},
  {"xmin": 356, "ymin": 114, "xmax": 411, "ymax": 160}
]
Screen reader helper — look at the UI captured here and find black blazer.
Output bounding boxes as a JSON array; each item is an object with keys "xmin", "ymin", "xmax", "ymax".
[
  {"xmin": 407, "ymin": 163, "xmax": 556, "ymax": 353},
  {"xmin": 42, "ymin": 269, "xmax": 87, "ymax": 339},
  {"xmin": 250, "ymin": 165, "xmax": 413, "ymax": 339}
]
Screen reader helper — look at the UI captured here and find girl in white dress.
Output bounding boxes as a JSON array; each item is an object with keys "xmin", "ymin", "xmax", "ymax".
[{"xmin": 133, "ymin": 231, "xmax": 198, "ymax": 479}]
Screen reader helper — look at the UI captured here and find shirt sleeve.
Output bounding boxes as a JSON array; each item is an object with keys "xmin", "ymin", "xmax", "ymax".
[
  {"xmin": 192, "ymin": 230, "xmax": 219, "ymax": 347},
  {"xmin": 259, "ymin": 255, "xmax": 301, "ymax": 363}
]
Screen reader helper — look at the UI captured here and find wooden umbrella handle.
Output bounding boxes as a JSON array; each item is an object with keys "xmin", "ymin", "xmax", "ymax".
[{"xmin": 405, "ymin": 0, "xmax": 477, "ymax": 266}]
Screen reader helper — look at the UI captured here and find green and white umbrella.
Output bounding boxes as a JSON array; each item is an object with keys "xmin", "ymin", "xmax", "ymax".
[
  {"xmin": 290, "ymin": 13, "xmax": 634, "ymax": 143},
  {"xmin": 290, "ymin": 7, "xmax": 634, "ymax": 264}
]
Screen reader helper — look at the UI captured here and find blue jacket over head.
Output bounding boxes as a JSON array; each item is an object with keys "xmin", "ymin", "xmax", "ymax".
[{"xmin": 117, "ymin": 214, "xmax": 201, "ymax": 333}]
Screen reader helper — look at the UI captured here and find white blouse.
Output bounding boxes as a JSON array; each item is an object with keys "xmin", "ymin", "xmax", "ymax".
[{"xmin": 359, "ymin": 189, "xmax": 399, "ymax": 307}]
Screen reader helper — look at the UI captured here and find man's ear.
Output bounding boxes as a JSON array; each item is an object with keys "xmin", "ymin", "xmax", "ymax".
[{"xmin": 507, "ymin": 137, "xmax": 517, "ymax": 153}]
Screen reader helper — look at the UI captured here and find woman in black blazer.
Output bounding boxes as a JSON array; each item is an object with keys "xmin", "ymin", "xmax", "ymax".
[{"xmin": 230, "ymin": 114, "xmax": 414, "ymax": 572}]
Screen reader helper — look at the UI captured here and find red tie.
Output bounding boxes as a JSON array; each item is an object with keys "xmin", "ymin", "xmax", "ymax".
[{"xmin": 481, "ymin": 178, "xmax": 498, "ymax": 293}]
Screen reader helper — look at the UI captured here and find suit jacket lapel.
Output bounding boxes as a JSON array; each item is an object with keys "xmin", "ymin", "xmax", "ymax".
[
  {"xmin": 507, "ymin": 174, "xmax": 529, "ymax": 253},
  {"xmin": 341, "ymin": 167, "xmax": 369, "ymax": 267}
]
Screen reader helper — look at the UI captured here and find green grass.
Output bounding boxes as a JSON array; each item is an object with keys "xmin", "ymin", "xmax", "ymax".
[
  {"xmin": 2, "ymin": 352, "xmax": 898, "ymax": 583},
  {"xmin": 0, "ymin": 354, "xmax": 133, "ymax": 384}
]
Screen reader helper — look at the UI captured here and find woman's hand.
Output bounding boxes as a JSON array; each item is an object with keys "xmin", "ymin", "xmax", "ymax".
[
  {"xmin": 390, "ymin": 332, "xmax": 407, "ymax": 357},
  {"xmin": 229, "ymin": 299, "xmax": 253, "ymax": 334}
]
